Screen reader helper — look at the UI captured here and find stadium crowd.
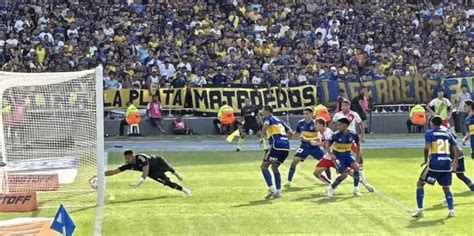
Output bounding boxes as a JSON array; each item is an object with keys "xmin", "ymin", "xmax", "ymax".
[{"xmin": 0, "ymin": 0, "xmax": 472, "ymax": 90}]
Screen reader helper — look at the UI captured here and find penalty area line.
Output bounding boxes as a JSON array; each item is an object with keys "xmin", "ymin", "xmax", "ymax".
[{"xmin": 372, "ymin": 184, "xmax": 414, "ymax": 214}]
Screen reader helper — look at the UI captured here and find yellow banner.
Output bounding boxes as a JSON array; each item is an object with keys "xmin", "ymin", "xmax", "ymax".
[
  {"xmin": 103, "ymin": 88, "xmax": 186, "ymax": 110},
  {"xmin": 190, "ymin": 85, "xmax": 317, "ymax": 113}
]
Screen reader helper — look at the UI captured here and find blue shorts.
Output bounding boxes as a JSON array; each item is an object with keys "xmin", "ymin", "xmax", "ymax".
[
  {"xmin": 263, "ymin": 148, "xmax": 289, "ymax": 164},
  {"xmin": 333, "ymin": 152, "xmax": 355, "ymax": 173},
  {"xmin": 294, "ymin": 146, "xmax": 324, "ymax": 161},
  {"xmin": 419, "ymin": 166, "xmax": 452, "ymax": 186},
  {"xmin": 454, "ymin": 158, "xmax": 465, "ymax": 173}
]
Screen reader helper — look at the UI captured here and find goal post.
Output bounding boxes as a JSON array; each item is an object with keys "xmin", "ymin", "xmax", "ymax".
[{"xmin": 0, "ymin": 66, "xmax": 105, "ymax": 232}]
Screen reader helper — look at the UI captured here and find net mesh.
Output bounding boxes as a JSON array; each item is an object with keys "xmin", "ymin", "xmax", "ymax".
[{"xmin": 0, "ymin": 69, "xmax": 100, "ymax": 208}]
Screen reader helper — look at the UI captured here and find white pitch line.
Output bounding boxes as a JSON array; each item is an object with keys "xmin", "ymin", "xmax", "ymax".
[{"xmin": 372, "ymin": 185, "xmax": 414, "ymax": 214}]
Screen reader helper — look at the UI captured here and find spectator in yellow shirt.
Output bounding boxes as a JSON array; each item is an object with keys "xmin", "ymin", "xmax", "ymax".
[{"xmin": 36, "ymin": 44, "xmax": 47, "ymax": 64}]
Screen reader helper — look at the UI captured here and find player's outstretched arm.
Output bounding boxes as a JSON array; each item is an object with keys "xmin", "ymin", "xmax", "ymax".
[
  {"xmin": 259, "ymin": 124, "xmax": 268, "ymax": 143},
  {"xmin": 105, "ymin": 169, "xmax": 122, "ymax": 176},
  {"xmin": 354, "ymin": 140, "xmax": 361, "ymax": 159},
  {"xmin": 422, "ymin": 143, "xmax": 430, "ymax": 167},
  {"xmin": 325, "ymin": 140, "xmax": 335, "ymax": 159},
  {"xmin": 358, "ymin": 122, "xmax": 365, "ymax": 142},
  {"xmin": 462, "ymin": 132, "xmax": 470, "ymax": 145},
  {"xmin": 132, "ymin": 165, "xmax": 149, "ymax": 188}
]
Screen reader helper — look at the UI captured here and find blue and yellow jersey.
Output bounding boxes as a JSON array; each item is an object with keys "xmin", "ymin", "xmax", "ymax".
[
  {"xmin": 329, "ymin": 130, "xmax": 359, "ymax": 153},
  {"xmin": 295, "ymin": 119, "xmax": 321, "ymax": 148},
  {"xmin": 425, "ymin": 128, "xmax": 457, "ymax": 172},
  {"xmin": 465, "ymin": 115, "xmax": 474, "ymax": 148},
  {"xmin": 441, "ymin": 126, "xmax": 464, "ymax": 160},
  {"xmin": 263, "ymin": 115, "xmax": 291, "ymax": 150}
]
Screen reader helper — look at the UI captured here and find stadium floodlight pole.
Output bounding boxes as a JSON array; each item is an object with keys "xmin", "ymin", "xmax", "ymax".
[{"xmin": 94, "ymin": 64, "xmax": 105, "ymax": 236}]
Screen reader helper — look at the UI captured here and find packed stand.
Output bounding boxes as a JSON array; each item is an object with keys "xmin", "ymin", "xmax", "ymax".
[{"xmin": 0, "ymin": 0, "xmax": 472, "ymax": 90}]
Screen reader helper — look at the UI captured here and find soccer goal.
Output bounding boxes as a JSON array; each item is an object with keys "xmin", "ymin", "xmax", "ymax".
[{"xmin": 0, "ymin": 66, "xmax": 105, "ymax": 231}]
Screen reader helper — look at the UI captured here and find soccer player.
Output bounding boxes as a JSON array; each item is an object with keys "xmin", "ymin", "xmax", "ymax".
[
  {"xmin": 259, "ymin": 105, "xmax": 293, "ymax": 199},
  {"xmin": 462, "ymin": 100, "xmax": 474, "ymax": 159},
  {"xmin": 314, "ymin": 118, "xmax": 335, "ymax": 185},
  {"xmin": 447, "ymin": 129, "xmax": 474, "ymax": 191},
  {"xmin": 413, "ymin": 116, "xmax": 459, "ymax": 218},
  {"xmin": 286, "ymin": 108, "xmax": 329, "ymax": 186},
  {"xmin": 426, "ymin": 89, "xmax": 452, "ymax": 127},
  {"xmin": 456, "ymin": 100, "xmax": 474, "ymax": 192},
  {"xmin": 236, "ymin": 98, "xmax": 261, "ymax": 152},
  {"xmin": 100, "ymin": 150, "xmax": 192, "ymax": 196},
  {"xmin": 332, "ymin": 100, "xmax": 374, "ymax": 192},
  {"xmin": 326, "ymin": 117, "xmax": 362, "ymax": 197}
]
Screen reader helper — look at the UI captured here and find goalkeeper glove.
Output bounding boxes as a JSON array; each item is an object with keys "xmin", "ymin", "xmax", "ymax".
[{"xmin": 132, "ymin": 177, "xmax": 145, "ymax": 188}]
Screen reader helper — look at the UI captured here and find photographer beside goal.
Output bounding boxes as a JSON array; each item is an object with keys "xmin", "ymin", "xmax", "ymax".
[{"xmin": 96, "ymin": 150, "xmax": 191, "ymax": 196}]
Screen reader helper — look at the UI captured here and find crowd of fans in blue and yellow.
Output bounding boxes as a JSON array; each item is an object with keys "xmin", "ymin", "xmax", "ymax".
[{"xmin": 0, "ymin": 0, "xmax": 472, "ymax": 90}]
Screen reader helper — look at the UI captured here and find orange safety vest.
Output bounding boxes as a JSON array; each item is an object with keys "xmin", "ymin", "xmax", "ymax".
[
  {"xmin": 411, "ymin": 112, "xmax": 426, "ymax": 126},
  {"xmin": 220, "ymin": 110, "xmax": 235, "ymax": 125},
  {"xmin": 315, "ymin": 108, "xmax": 331, "ymax": 122},
  {"xmin": 126, "ymin": 111, "xmax": 141, "ymax": 125}
]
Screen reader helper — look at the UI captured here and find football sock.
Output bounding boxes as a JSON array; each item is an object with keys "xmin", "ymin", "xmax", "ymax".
[
  {"xmin": 353, "ymin": 171, "xmax": 360, "ymax": 187},
  {"xmin": 237, "ymin": 138, "xmax": 244, "ymax": 149},
  {"xmin": 456, "ymin": 173, "xmax": 473, "ymax": 190},
  {"xmin": 325, "ymin": 169, "xmax": 332, "ymax": 180},
  {"xmin": 331, "ymin": 176, "xmax": 343, "ymax": 189},
  {"xmin": 288, "ymin": 167, "xmax": 296, "ymax": 182},
  {"xmin": 445, "ymin": 191, "xmax": 454, "ymax": 210},
  {"xmin": 262, "ymin": 169, "xmax": 273, "ymax": 187},
  {"xmin": 274, "ymin": 171, "xmax": 281, "ymax": 190},
  {"xmin": 166, "ymin": 181, "xmax": 183, "ymax": 191},
  {"xmin": 359, "ymin": 165, "xmax": 366, "ymax": 181},
  {"xmin": 416, "ymin": 188, "xmax": 424, "ymax": 209},
  {"xmin": 318, "ymin": 173, "xmax": 331, "ymax": 185}
]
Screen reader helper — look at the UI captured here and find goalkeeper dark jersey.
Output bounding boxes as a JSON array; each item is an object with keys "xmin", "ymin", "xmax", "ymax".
[{"xmin": 118, "ymin": 153, "xmax": 173, "ymax": 174}]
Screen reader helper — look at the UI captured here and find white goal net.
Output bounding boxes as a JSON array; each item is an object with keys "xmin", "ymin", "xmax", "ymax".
[{"xmin": 0, "ymin": 68, "xmax": 104, "ymax": 213}]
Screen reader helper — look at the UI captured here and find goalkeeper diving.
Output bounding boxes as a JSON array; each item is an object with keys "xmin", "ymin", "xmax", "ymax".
[{"xmin": 97, "ymin": 150, "xmax": 191, "ymax": 196}]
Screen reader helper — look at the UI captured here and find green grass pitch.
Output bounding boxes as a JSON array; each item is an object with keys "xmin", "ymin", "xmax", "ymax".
[{"xmin": 1, "ymin": 148, "xmax": 473, "ymax": 235}]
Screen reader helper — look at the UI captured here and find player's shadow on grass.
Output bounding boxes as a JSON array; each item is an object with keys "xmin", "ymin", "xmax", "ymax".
[
  {"xmin": 292, "ymin": 193, "xmax": 352, "ymax": 203},
  {"xmin": 406, "ymin": 218, "xmax": 446, "ymax": 229},
  {"xmin": 232, "ymin": 199, "xmax": 273, "ymax": 208},
  {"xmin": 424, "ymin": 201, "xmax": 474, "ymax": 211},
  {"xmin": 107, "ymin": 195, "xmax": 175, "ymax": 206},
  {"xmin": 284, "ymin": 186, "xmax": 314, "ymax": 193},
  {"xmin": 313, "ymin": 195, "xmax": 353, "ymax": 204},
  {"xmin": 455, "ymin": 190, "xmax": 474, "ymax": 198}
]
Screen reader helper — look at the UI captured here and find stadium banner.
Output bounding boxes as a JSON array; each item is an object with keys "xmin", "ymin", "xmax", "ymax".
[
  {"xmin": 441, "ymin": 77, "xmax": 474, "ymax": 103},
  {"xmin": 320, "ymin": 76, "xmax": 446, "ymax": 105},
  {"xmin": 190, "ymin": 85, "xmax": 317, "ymax": 113},
  {"xmin": 0, "ymin": 218, "xmax": 56, "ymax": 236},
  {"xmin": 103, "ymin": 88, "xmax": 187, "ymax": 110},
  {"xmin": 103, "ymin": 76, "xmax": 472, "ymax": 111},
  {"xmin": 8, "ymin": 174, "xmax": 59, "ymax": 192},
  {"xmin": 0, "ymin": 192, "xmax": 37, "ymax": 212}
]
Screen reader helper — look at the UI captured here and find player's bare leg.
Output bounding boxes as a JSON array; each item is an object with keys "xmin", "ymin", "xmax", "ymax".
[
  {"xmin": 455, "ymin": 173, "xmax": 474, "ymax": 191},
  {"xmin": 236, "ymin": 128, "xmax": 245, "ymax": 152},
  {"xmin": 285, "ymin": 157, "xmax": 302, "ymax": 187},
  {"xmin": 313, "ymin": 167, "xmax": 331, "ymax": 185},
  {"xmin": 413, "ymin": 181, "xmax": 425, "ymax": 218},
  {"xmin": 356, "ymin": 154, "xmax": 375, "ymax": 192}
]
